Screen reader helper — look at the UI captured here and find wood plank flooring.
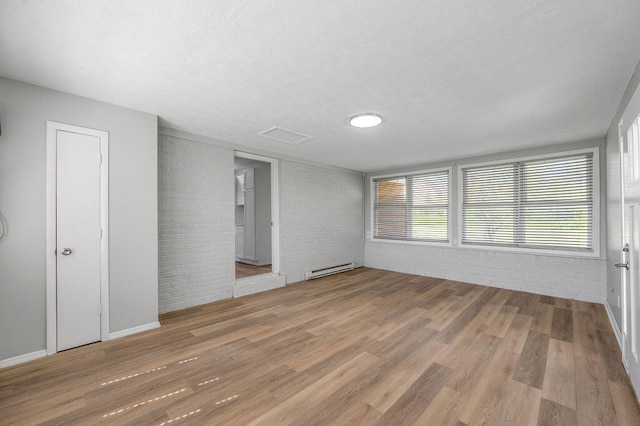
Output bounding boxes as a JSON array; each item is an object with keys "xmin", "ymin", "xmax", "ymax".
[
  {"xmin": 236, "ymin": 262, "xmax": 272, "ymax": 279},
  {"xmin": 2, "ymin": 267, "xmax": 640, "ymax": 425}
]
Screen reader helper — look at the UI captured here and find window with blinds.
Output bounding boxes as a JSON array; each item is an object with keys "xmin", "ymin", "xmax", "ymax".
[
  {"xmin": 372, "ymin": 169, "xmax": 449, "ymax": 243},
  {"xmin": 460, "ymin": 151, "xmax": 596, "ymax": 252}
]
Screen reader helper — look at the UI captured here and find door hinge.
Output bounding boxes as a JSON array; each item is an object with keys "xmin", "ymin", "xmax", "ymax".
[
  {"xmin": 100, "ymin": 228, "xmax": 103, "ymax": 239},
  {"xmin": 99, "ymin": 154, "xmax": 103, "ymax": 164},
  {"xmin": 99, "ymin": 304, "xmax": 103, "ymax": 315}
]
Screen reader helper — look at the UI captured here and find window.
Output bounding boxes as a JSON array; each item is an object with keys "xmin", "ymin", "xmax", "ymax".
[
  {"xmin": 372, "ymin": 169, "xmax": 449, "ymax": 243},
  {"xmin": 460, "ymin": 150, "xmax": 597, "ymax": 253}
]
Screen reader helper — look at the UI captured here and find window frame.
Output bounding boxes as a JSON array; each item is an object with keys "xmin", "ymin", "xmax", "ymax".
[
  {"xmin": 370, "ymin": 167, "xmax": 453, "ymax": 246},
  {"xmin": 457, "ymin": 147, "xmax": 600, "ymax": 258}
]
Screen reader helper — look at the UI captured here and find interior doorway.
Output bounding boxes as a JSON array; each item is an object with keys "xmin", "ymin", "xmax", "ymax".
[{"xmin": 234, "ymin": 152, "xmax": 280, "ymax": 280}]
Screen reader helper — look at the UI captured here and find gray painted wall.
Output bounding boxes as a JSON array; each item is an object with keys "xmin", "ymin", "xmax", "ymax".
[
  {"xmin": 606, "ymin": 59, "xmax": 640, "ymax": 330},
  {"xmin": 365, "ymin": 139, "xmax": 607, "ymax": 303},
  {"xmin": 0, "ymin": 78, "xmax": 158, "ymax": 361},
  {"xmin": 157, "ymin": 130, "xmax": 365, "ymax": 313}
]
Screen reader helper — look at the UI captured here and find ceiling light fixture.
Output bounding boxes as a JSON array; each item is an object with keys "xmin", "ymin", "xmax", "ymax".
[{"xmin": 349, "ymin": 113, "xmax": 382, "ymax": 128}]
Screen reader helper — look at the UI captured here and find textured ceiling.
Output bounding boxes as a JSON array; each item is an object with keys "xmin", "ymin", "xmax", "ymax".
[{"xmin": 1, "ymin": 0, "xmax": 640, "ymax": 172}]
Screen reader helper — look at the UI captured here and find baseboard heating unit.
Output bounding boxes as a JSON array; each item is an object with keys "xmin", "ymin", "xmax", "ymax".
[{"xmin": 304, "ymin": 262, "xmax": 355, "ymax": 280}]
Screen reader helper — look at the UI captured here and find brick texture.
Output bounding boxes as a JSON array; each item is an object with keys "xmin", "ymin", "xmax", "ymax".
[
  {"xmin": 158, "ymin": 135, "xmax": 235, "ymax": 313},
  {"xmin": 279, "ymin": 162, "xmax": 365, "ymax": 283},
  {"xmin": 365, "ymin": 242, "xmax": 606, "ymax": 302},
  {"xmin": 158, "ymin": 135, "xmax": 366, "ymax": 313}
]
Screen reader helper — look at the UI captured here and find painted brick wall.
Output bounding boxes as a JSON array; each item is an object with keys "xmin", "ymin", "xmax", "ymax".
[
  {"xmin": 365, "ymin": 242, "xmax": 606, "ymax": 303},
  {"xmin": 158, "ymin": 132, "xmax": 366, "ymax": 313},
  {"xmin": 279, "ymin": 162, "xmax": 365, "ymax": 283},
  {"xmin": 158, "ymin": 135, "xmax": 235, "ymax": 313},
  {"xmin": 364, "ymin": 140, "xmax": 608, "ymax": 304}
]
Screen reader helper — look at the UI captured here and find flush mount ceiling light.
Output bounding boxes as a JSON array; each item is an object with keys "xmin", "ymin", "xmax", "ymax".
[{"xmin": 349, "ymin": 113, "xmax": 382, "ymax": 128}]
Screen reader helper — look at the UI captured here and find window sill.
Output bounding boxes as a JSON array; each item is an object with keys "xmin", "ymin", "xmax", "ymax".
[
  {"xmin": 368, "ymin": 238, "xmax": 453, "ymax": 248},
  {"xmin": 456, "ymin": 242, "xmax": 601, "ymax": 259}
]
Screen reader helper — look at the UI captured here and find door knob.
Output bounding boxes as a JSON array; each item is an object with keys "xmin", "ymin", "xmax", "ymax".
[
  {"xmin": 61, "ymin": 248, "xmax": 72, "ymax": 256},
  {"xmin": 615, "ymin": 261, "xmax": 629, "ymax": 270}
]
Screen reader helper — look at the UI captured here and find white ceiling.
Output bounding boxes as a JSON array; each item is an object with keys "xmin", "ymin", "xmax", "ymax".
[{"xmin": 1, "ymin": 1, "xmax": 640, "ymax": 172}]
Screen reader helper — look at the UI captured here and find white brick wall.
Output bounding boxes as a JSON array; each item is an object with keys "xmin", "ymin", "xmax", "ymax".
[
  {"xmin": 364, "ymin": 140, "xmax": 608, "ymax": 304},
  {"xmin": 365, "ymin": 242, "xmax": 606, "ymax": 303},
  {"xmin": 279, "ymin": 162, "xmax": 365, "ymax": 283},
  {"xmin": 158, "ymin": 132, "xmax": 366, "ymax": 313},
  {"xmin": 158, "ymin": 135, "xmax": 235, "ymax": 313}
]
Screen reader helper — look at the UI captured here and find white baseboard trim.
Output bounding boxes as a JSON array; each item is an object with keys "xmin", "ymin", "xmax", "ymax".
[
  {"xmin": 0, "ymin": 350, "xmax": 47, "ymax": 369},
  {"xmin": 109, "ymin": 321, "xmax": 161, "ymax": 340},
  {"xmin": 610, "ymin": 302, "xmax": 640, "ymax": 408},
  {"xmin": 604, "ymin": 300, "xmax": 623, "ymax": 350}
]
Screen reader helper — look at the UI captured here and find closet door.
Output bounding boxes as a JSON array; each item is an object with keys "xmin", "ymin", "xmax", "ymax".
[{"xmin": 55, "ymin": 128, "xmax": 103, "ymax": 351}]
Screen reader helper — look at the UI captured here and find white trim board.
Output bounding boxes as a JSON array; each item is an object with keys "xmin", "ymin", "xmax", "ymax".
[
  {"xmin": 109, "ymin": 322, "xmax": 161, "ymax": 340},
  {"xmin": 0, "ymin": 350, "xmax": 47, "ymax": 369},
  {"xmin": 604, "ymin": 300, "xmax": 623, "ymax": 350},
  {"xmin": 0, "ymin": 322, "xmax": 161, "ymax": 369},
  {"xmin": 46, "ymin": 121, "xmax": 110, "ymax": 355}
]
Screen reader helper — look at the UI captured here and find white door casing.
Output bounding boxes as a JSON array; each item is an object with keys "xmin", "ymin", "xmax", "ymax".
[
  {"xmin": 46, "ymin": 121, "xmax": 109, "ymax": 354},
  {"xmin": 232, "ymin": 152, "xmax": 285, "ymax": 296},
  {"xmin": 234, "ymin": 152, "xmax": 280, "ymax": 274}
]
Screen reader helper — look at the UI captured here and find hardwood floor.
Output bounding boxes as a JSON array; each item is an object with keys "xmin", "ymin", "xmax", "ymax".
[
  {"xmin": 2, "ymin": 267, "xmax": 639, "ymax": 425},
  {"xmin": 236, "ymin": 262, "xmax": 272, "ymax": 279}
]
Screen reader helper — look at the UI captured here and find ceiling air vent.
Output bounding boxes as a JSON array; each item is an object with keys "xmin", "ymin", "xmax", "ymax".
[{"xmin": 257, "ymin": 127, "xmax": 314, "ymax": 145}]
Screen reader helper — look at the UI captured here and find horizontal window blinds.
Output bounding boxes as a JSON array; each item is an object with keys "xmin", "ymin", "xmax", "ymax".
[
  {"xmin": 461, "ymin": 153, "xmax": 594, "ymax": 251},
  {"xmin": 373, "ymin": 170, "xmax": 449, "ymax": 242}
]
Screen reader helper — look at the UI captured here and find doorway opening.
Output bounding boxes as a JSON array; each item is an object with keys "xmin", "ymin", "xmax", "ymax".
[{"xmin": 234, "ymin": 152, "xmax": 280, "ymax": 281}]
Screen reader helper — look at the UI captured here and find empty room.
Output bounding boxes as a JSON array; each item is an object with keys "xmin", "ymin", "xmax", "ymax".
[{"xmin": 2, "ymin": 1, "xmax": 640, "ymax": 425}]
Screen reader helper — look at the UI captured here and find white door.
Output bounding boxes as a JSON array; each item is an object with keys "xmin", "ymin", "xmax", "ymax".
[
  {"xmin": 621, "ymin": 115, "xmax": 640, "ymax": 392},
  {"xmin": 48, "ymin": 124, "xmax": 107, "ymax": 352},
  {"xmin": 56, "ymin": 130, "xmax": 102, "ymax": 350}
]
